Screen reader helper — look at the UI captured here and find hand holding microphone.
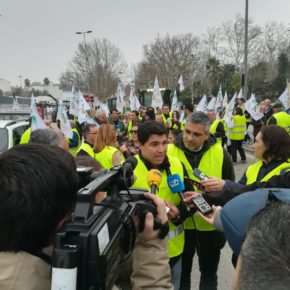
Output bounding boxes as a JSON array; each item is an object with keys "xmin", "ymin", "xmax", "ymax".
[{"xmin": 147, "ymin": 169, "xmax": 162, "ymax": 194}]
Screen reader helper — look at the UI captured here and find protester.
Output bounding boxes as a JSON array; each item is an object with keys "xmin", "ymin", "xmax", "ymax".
[
  {"xmin": 263, "ymin": 98, "xmax": 273, "ymax": 121},
  {"xmin": 94, "ymin": 124, "xmax": 124, "ymax": 169},
  {"xmin": 200, "ymin": 125, "xmax": 290, "ymax": 194},
  {"xmin": 208, "ymin": 109, "xmax": 226, "ymax": 145},
  {"xmin": 123, "ymin": 123, "xmax": 140, "ymax": 157},
  {"xmin": 267, "ymin": 103, "xmax": 290, "ymax": 134},
  {"xmin": 95, "ymin": 109, "xmax": 108, "ymax": 125},
  {"xmin": 29, "ymin": 128, "xmax": 68, "ymax": 151},
  {"xmin": 169, "ymin": 111, "xmax": 181, "ymax": 130},
  {"xmin": 181, "ymin": 103, "xmax": 193, "ymax": 130},
  {"xmin": 109, "ymin": 109, "xmax": 126, "ymax": 144},
  {"xmin": 76, "ymin": 123, "xmax": 98, "ymax": 158},
  {"xmin": 161, "ymin": 104, "xmax": 172, "ymax": 125},
  {"xmin": 167, "ymin": 111, "xmax": 234, "ymax": 290},
  {"xmin": 145, "ymin": 106, "xmax": 156, "ymax": 121},
  {"xmin": 132, "ymin": 120, "xmax": 188, "ymax": 289},
  {"xmin": 127, "ymin": 110, "xmax": 140, "ymax": 138},
  {"xmin": 228, "ymin": 107, "xmax": 247, "ymax": 164}
]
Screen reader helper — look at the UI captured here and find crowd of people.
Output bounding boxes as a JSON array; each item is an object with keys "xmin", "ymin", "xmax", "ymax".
[{"xmin": 1, "ymin": 95, "xmax": 290, "ymax": 290}]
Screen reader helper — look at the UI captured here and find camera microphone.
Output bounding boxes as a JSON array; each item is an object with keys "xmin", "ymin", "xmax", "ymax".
[
  {"xmin": 122, "ymin": 156, "xmax": 138, "ymax": 171},
  {"xmin": 147, "ymin": 169, "xmax": 162, "ymax": 194}
]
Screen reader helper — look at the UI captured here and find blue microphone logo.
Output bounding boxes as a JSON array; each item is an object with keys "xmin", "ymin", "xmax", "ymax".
[{"xmin": 167, "ymin": 174, "xmax": 185, "ymax": 193}]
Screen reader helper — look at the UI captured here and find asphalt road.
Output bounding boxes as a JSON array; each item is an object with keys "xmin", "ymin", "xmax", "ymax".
[{"xmin": 190, "ymin": 150, "xmax": 257, "ymax": 290}]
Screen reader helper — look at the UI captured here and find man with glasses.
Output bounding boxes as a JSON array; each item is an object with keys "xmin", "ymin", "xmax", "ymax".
[
  {"xmin": 109, "ymin": 109, "xmax": 126, "ymax": 144},
  {"xmin": 76, "ymin": 124, "xmax": 98, "ymax": 157},
  {"xmin": 168, "ymin": 111, "xmax": 235, "ymax": 290}
]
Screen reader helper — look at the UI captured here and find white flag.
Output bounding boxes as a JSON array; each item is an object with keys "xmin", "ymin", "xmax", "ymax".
[
  {"xmin": 222, "ymin": 91, "xmax": 228, "ymax": 108},
  {"xmin": 237, "ymin": 88, "xmax": 243, "ymax": 99},
  {"xmin": 129, "ymin": 79, "xmax": 141, "ymax": 111},
  {"xmin": 30, "ymin": 94, "xmax": 46, "ymax": 131},
  {"xmin": 171, "ymin": 90, "xmax": 178, "ymax": 112},
  {"xmin": 215, "ymin": 85, "xmax": 223, "ymax": 111},
  {"xmin": 69, "ymin": 86, "xmax": 79, "ymax": 116},
  {"xmin": 278, "ymin": 88, "xmax": 289, "ymax": 110},
  {"xmin": 116, "ymin": 84, "xmax": 124, "ymax": 113},
  {"xmin": 12, "ymin": 95, "xmax": 20, "ymax": 111},
  {"xmin": 196, "ymin": 95, "xmax": 207, "ymax": 112},
  {"xmin": 151, "ymin": 76, "xmax": 163, "ymax": 109},
  {"xmin": 57, "ymin": 100, "xmax": 73, "ymax": 139},
  {"xmin": 207, "ymin": 97, "xmax": 216, "ymax": 111},
  {"xmin": 244, "ymin": 93, "xmax": 257, "ymax": 113},
  {"xmin": 100, "ymin": 102, "xmax": 110, "ymax": 116},
  {"xmin": 223, "ymin": 92, "xmax": 237, "ymax": 126},
  {"xmin": 77, "ymin": 91, "xmax": 91, "ymax": 124},
  {"xmin": 178, "ymin": 75, "xmax": 185, "ymax": 92}
]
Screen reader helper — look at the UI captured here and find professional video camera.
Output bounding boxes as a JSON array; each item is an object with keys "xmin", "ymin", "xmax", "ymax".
[{"xmin": 51, "ymin": 157, "xmax": 168, "ymax": 290}]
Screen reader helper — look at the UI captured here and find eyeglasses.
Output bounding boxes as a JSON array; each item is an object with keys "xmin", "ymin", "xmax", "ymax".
[
  {"xmin": 130, "ymin": 130, "xmax": 138, "ymax": 134},
  {"xmin": 88, "ymin": 132, "xmax": 97, "ymax": 135},
  {"xmin": 184, "ymin": 129, "xmax": 205, "ymax": 137}
]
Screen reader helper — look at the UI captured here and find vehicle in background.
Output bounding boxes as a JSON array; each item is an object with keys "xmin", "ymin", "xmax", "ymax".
[
  {"xmin": 0, "ymin": 120, "xmax": 29, "ymax": 153},
  {"xmin": 0, "ymin": 111, "xmax": 30, "ymax": 121}
]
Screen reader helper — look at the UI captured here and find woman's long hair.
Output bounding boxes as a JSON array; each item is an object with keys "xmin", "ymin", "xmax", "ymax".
[{"xmin": 94, "ymin": 124, "xmax": 117, "ymax": 153}]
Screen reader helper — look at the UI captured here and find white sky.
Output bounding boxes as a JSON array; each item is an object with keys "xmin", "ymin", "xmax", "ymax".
[{"xmin": 1, "ymin": 0, "xmax": 290, "ymax": 86}]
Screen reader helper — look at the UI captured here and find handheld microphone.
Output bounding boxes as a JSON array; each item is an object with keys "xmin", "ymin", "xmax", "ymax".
[
  {"xmin": 167, "ymin": 174, "xmax": 186, "ymax": 204},
  {"xmin": 147, "ymin": 169, "xmax": 162, "ymax": 194}
]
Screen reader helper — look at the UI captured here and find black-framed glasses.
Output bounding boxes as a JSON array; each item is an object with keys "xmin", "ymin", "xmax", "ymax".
[{"xmin": 130, "ymin": 130, "xmax": 138, "ymax": 134}]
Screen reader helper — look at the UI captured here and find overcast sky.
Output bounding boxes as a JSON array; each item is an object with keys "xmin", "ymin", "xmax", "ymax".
[{"xmin": 1, "ymin": 0, "xmax": 290, "ymax": 86}]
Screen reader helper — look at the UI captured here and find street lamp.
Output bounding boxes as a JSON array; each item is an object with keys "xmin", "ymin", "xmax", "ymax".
[{"xmin": 75, "ymin": 30, "xmax": 92, "ymax": 43}]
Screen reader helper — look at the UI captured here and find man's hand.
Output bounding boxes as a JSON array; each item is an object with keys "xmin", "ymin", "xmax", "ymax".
[
  {"xmin": 195, "ymin": 205, "xmax": 222, "ymax": 225},
  {"xmin": 201, "ymin": 178, "xmax": 225, "ymax": 192},
  {"xmin": 183, "ymin": 191, "xmax": 201, "ymax": 208},
  {"xmin": 139, "ymin": 192, "xmax": 168, "ymax": 241},
  {"xmin": 164, "ymin": 200, "xmax": 180, "ymax": 220}
]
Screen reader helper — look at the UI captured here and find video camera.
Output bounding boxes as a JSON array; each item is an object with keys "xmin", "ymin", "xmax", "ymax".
[{"xmin": 51, "ymin": 157, "xmax": 168, "ymax": 290}]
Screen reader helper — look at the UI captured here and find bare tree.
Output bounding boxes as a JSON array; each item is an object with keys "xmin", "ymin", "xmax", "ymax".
[
  {"xmin": 221, "ymin": 14, "xmax": 261, "ymax": 70},
  {"xmin": 60, "ymin": 38, "xmax": 127, "ymax": 101},
  {"xmin": 135, "ymin": 33, "xmax": 203, "ymax": 90}
]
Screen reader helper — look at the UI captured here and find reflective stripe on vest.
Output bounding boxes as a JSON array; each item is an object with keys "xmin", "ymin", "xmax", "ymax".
[
  {"xmin": 167, "ymin": 224, "xmax": 184, "ymax": 239},
  {"xmin": 167, "ymin": 143, "xmax": 224, "ymax": 231},
  {"xmin": 133, "ymin": 155, "xmax": 185, "ymax": 258},
  {"xmin": 245, "ymin": 160, "xmax": 290, "ymax": 185},
  {"xmin": 94, "ymin": 146, "xmax": 124, "ymax": 170},
  {"xmin": 229, "ymin": 115, "xmax": 246, "ymax": 140},
  {"xmin": 76, "ymin": 142, "xmax": 95, "ymax": 158}
]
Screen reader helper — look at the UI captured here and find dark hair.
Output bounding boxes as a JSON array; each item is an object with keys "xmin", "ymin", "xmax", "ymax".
[
  {"xmin": 239, "ymin": 202, "xmax": 290, "ymax": 290},
  {"xmin": 162, "ymin": 104, "xmax": 170, "ymax": 108},
  {"xmin": 184, "ymin": 103, "xmax": 194, "ymax": 112},
  {"xmin": 145, "ymin": 107, "xmax": 155, "ymax": 120},
  {"xmin": 111, "ymin": 108, "xmax": 118, "ymax": 114},
  {"xmin": 260, "ymin": 125, "xmax": 290, "ymax": 161},
  {"xmin": 173, "ymin": 110, "xmax": 180, "ymax": 120},
  {"xmin": 131, "ymin": 110, "xmax": 139, "ymax": 117},
  {"xmin": 170, "ymin": 128, "xmax": 182, "ymax": 138},
  {"xmin": 82, "ymin": 123, "xmax": 97, "ymax": 138},
  {"xmin": 0, "ymin": 144, "xmax": 78, "ymax": 252},
  {"xmin": 234, "ymin": 107, "xmax": 244, "ymax": 116},
  {"xmin": 137, "ymin": 120, "xmax": 167, "ymax": 144}
]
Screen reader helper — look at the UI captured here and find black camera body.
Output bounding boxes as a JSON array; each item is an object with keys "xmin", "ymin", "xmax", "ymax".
[{"xmin": 52, "ymin": 159, "xmax": 168, "ymax": 290}]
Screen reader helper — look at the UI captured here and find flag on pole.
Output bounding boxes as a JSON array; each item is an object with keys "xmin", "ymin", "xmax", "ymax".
[
  {"xmin": 207, "ymin": 97, "xmax": 216, "ymax": 111},
  {"xmin": 196, "ymin": 95, "xmax": 207, "ymax": 112},
  {"xmin": 30, "ymin": 94, "xmax": 46, "ymax": 131},
  {"xmin": 178, "ymin": 75, "xmax": 185, "ymax": 92},
  {"xmin": 237, "ymin": 88, "xmax": 243, "ymax": 99},
  {"xmin": 223, "ymin": 92, "xmax": 237, "ymax": 126},
  {"xmin": 69, "ymin": 86, "xmax": 79, "ymax": 116},
  {"xmin": 151, "ymin": 76, "xmax": 163, "ymax": 109},
  {"xmin": 171, "ymin": 90, "xmax": 178, "ymax": 112},
  {"xmin": 129, "ymin": 79, "xmax": 141, "ymax": 111},
  {"xmin": 57, "ymin": 100, "xmax": 73, "ymax": 139},
  {"xmin": 215, "ymin": 85, "xmax": 223, "ymax": 111},
  {"xmin": 116, "ymin": 84, "xmax": 124, "ymax": 113},
  {"xmin": 77, "ymin": 90, "xmax": 91, "ymax": 124},
  {"xmin": 278, "ymin": 88, "xmax": 289, "ymax": 110},
  {"xmin": 12, "ymin": 95, "xmax": 20, "ymax": 111},
  {"xmin": 244, "ymin": 93, "xmax": 257, "ymax": 113},
  {"xmin": 222, "ymin": 91, "xmax": 228, "ymax": 108}
]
